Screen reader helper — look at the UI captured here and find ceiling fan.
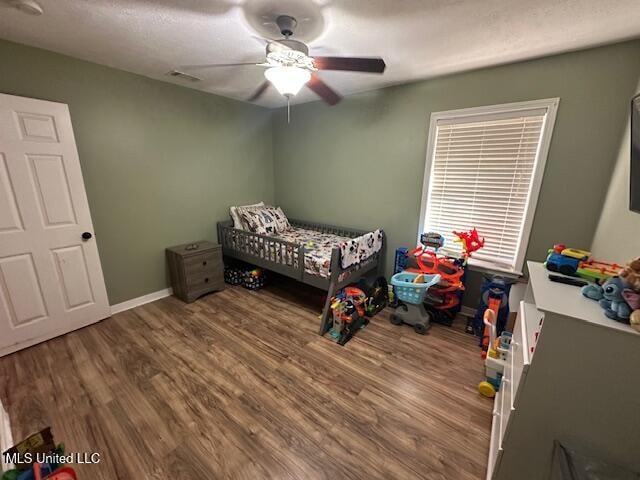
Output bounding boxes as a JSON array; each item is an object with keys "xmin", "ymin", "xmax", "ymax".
[{"xmin": 180, "ymin": 15, "xmax": 386, "ymax": 108}]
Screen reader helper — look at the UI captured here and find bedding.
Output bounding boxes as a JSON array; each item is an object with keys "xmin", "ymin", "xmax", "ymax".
[
  {"xmin": 272, "ymin": 228, "xmax": 352, "ymax": 278},
  {"xmin": 226, "ymin": 226, "xmax": 383, "ymax": 278}
]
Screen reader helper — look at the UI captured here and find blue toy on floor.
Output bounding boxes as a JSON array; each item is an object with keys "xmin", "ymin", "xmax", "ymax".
[{"xmin": 390, "ymin": 271, "xmax": 441, "ymax": 334}]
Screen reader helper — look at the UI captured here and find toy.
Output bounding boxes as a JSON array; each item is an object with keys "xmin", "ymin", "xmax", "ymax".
[
  {"xmin": 389, "ymin": 271, "xmax": 441, "ymax": 334},
  {"xmin": 576, "ymin": 259, "xmax": 623, "ymax": 282},
  {"xmin": 581, "ymin": 277, "xmax": 632, "ymax": 322},
  {"xmin": 453, "ymin": 228, "xmax": 485, "ymax": 261},
  {"xmin": 544, "ymin": 244, "xmax": 622, "ymax": 281},
  {"xmin": 243, "ymin": 268, "xmax": 266, "ymax": 290},
  {"xmin": 472, "ymin": 275, "xmax": 512, "ymax": 341},
  {"xmin": 545, "ymin": 244, "xmax": 590, "ymax": 276},
  {"xmin": 620, "ymin": 257, "xmax": 640, "ymax": 331},
  {"xmin": 620, "ymin": 257, "xmax": 640, "ymax": 290},
  {"xmin": 406, "ymin": 231, "xmax": 472, "ymax": 325},
  {"xmin": 478, "ymin": 309, "xmax": 512, "ymax": 398},
  {"xmin": 328, "ymin": 285, "xmax": 372, "ymax": 344}
]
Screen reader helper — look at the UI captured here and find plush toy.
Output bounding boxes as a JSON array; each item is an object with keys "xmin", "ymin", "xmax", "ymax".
[
  {"xmin": 620, "ymin": 257, "xmax": 640, "ymax": 290},
  {"xmin": 619, "ymin": 257, "xmax": 640, "ymax": 331},
  {"xmin": 581, "ymin": 277, "xmax": 631, "ymax": 322}
]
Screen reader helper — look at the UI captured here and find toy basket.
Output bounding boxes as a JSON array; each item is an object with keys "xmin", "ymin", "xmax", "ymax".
[{"xmin": 391, "ymin": 272, "xmax": 441, "ymax": 305}]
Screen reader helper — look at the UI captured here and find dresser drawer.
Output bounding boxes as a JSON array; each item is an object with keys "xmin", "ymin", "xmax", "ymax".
[
  {"xmin": 184, "ymin": 253, "xmax": 222, "ymax": 284},
  {"xmin": 188, "ymin": 275, "xmax": 224, "ymax": 295}
]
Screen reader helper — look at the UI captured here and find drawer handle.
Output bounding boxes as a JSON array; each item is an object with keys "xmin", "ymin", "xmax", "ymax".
[
  {"xmin": 202, "ymin": 261, "xmax": 207, "ymax": 266},
  {"xmin": 204, "ymin": 278, "xmax": 209, "ymax": 283}
]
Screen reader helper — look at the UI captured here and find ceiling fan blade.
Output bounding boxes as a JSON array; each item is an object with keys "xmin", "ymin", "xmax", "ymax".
[
  {"xmin": 313, "ymin": 56, "xmax": 386, "ymax": 74},
  {"xmin": 180, "ymin": 62, "xmax": 262, "ymax": 71},
  {"xmin": 307, "ymin": 74, "xmax": 342, "ymax": 106},
  {"xmin": 247, "ymin": 81, "xmax": 270, "ymax": 102}
]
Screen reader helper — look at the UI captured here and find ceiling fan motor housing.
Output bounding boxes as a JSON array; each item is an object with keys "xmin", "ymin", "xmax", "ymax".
[{"xmin": 276, "ymin": 15, "xmax": 297, "ymax": 37}]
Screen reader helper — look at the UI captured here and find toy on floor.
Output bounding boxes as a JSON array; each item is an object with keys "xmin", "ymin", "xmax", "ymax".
[
  {"xmin": 328, "ymin": 286, "xmax": 371, "ymax": 345},
  {"xmin": 390, "ymin": 271, "xmax": 441, "ymax": 334},
  {"xmin": 355, "ymin": 276, "xmax": 388, "ymax": 317},
  {"xmin": 478, "ymin": 309, "xmax": 512, "ymax": 398},
  {"xmin": 405, "ymin": 231, "xmax": 474, "ymax": 326},
  {"xmin": 472, "ymin": 275, "xmax": 512, "ymax": 342},
  {"xmin": 243, "ymin": 268, "xmax": 266, "ymax": 290}
]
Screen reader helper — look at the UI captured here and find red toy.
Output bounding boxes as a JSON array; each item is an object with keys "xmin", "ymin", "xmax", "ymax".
[
  {"xmin": 34, "ymin": 463, "xmax": 77, "ymax": 480},
  {"xmin": 453, "ymin": 228, "xmax": 485, "ymax": 261}
]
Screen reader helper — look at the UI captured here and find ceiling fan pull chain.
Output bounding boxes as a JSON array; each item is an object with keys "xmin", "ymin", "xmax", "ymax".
[{"xmin": 287, "ymin": 95, "xmax": 291, "ymax": 124}]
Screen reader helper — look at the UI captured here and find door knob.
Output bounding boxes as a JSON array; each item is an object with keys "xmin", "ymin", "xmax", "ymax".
[{"xmin": 82, "ymin": 232, "xmax": 93, "ymax": 241}]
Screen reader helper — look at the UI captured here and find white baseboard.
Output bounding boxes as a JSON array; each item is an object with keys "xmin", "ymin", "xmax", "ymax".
[
  {"xmin": 110, "ymin": 288, "xmax": 173, "ymax": 316},
  {"xmin": 0, "ymin": 399, "xmax": 13, "ymax": 470}
]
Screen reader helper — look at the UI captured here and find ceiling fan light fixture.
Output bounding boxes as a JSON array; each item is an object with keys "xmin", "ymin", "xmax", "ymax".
[{"xmin": 264, "ymin": 66, "xmax": 311, "ymax": 97}]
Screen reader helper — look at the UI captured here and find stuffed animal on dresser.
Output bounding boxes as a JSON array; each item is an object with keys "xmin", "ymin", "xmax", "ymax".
[
  {"xmin": 620, "ymin": 257, "xmax": 640, "ymax": 331},
  {"xmin": 581, "ymin": 277, "xmax": 631, "ymax": 322}
]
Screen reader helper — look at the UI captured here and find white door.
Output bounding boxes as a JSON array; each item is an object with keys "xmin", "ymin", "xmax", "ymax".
[{"xmin": 0, "ymin": 93, "xmax": 110, "ymax": 356}]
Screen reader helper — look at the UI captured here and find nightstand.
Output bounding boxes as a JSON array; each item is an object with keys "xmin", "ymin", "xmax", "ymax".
[{"xmin": 166, "ymin": 241, "xmax": 224, "ymax": 303}]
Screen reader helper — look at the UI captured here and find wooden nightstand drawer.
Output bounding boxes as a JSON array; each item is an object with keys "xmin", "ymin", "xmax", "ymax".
[
  {"xmin": 166, "ymin": 241, "xmax": 224, "ymax": 303},
  {"xmin": 184, "ymin": 252, "xmax": 221, "ymax": 278}
]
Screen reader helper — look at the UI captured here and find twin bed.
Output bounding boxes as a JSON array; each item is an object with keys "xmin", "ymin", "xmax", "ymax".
[{"xmin": 217, "ymin": 218, "xmax": 385, "ymax": 335}]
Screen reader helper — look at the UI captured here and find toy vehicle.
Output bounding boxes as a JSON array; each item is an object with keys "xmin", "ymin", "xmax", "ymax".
[{"xmin": 544, "ymin": 244, "xmax": 590, "ymax": 276}]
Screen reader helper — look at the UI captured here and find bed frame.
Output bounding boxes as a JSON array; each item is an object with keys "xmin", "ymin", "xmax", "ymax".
[{"xmin": 217, "ymin": 219, "xmax": 386, "ymax": 335}]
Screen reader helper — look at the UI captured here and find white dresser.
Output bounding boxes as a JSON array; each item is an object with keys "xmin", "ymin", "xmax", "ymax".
[{"xmin": 487, "ymin": 261, "xmax": 640, "ymax": 480}]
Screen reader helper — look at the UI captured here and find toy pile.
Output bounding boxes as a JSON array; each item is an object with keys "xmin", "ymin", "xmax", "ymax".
[
  {"xmin": 242, "ymin": 268, "xmax": 266, "ymax": 290},
  {"xmin": 328, "ymin": 278, "xmax": 388, "ymax": 345},
  {"xmin": 393, "ymin": 229, "xmax": 484, "ymax": 327},
  {"xmin": 545, "ymin": 244, "xmax": 622, "ymax": 281},
  {"xmin": 224, "ymin": 265, "xmax": 267, "ymax": 291},
  {"xmin": 544, "ymin": 246, "xmax": 639, "ymax": 330}
]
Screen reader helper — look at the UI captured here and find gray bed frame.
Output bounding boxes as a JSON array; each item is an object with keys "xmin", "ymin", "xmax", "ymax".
[{"xmin": 217, "ymin": 219, "xmax": 386, "ymax": 335}]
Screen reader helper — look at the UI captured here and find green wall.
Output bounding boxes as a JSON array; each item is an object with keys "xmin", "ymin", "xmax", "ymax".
[
  {"xmin": 0, "ymin": 39, "xmax": 274, "ymax": 304},
  {"xmin": 272, "ymin": 40, "xmax": 640, "ymax": 305},
  {"xmin": 2, "ymin": 38, "xmax": 638, "ymax": 308}
]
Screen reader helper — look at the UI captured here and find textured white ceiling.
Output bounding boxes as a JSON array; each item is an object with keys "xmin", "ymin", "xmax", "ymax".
[{"xmin": 1, "ymin": 0, "xmax": 640, "ymax": 108}]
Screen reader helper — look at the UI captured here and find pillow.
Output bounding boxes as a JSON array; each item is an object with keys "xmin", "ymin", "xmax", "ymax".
[
  {"xmin": 269, "ymin": 206, "xmax": 291, "ymax": 232},
  {"xmin": 238, "ymin": 205, "xmax": 291, "ymax": 235},
  {"xmin": 239, "ymin": 207, "xmax": 278, "ymax": 235},
  {"xmin": 230, "ymin": 202, "xmax": 264, "ymax": 230}
]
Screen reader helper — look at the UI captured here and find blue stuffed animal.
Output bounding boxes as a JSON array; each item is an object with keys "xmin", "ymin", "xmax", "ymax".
[{"xmin": 581, "ymin": 277, "xmax": 631, "ymax": 322}]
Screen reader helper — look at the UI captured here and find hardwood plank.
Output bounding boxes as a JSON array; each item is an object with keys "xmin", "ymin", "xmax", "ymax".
[{"xmin": 0, "ymin": 284, "xmax": 492, "ymax": 479}]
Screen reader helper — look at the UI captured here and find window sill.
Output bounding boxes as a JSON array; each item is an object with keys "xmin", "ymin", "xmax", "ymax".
[{"xmin": 466, "ymin": 258, "xmax": 523, "ymax": 279}]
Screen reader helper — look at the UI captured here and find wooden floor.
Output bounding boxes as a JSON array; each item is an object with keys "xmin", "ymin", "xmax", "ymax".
[{"xmin": 0, "ymin": 281, "xmax": 492, "ymax": 479}]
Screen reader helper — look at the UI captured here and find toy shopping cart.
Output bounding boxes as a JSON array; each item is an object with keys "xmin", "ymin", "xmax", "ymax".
[{"xmin": 390, "ymin": 271, "xmax": 441, "ymax": 334}]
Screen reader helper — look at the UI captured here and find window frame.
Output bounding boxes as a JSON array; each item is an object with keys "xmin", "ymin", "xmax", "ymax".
[{"xmin": 417, "ymin": 98, "xmax": 560, "ymax": 275}]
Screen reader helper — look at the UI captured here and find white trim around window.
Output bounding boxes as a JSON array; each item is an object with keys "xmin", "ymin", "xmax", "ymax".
[{"xmin": 417, "ymin": 98, "xmax": 560, "ymax": 275}]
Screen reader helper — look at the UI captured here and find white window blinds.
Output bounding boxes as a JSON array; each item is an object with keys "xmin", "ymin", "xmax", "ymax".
[{"xmin": 421, "ymin": 100, "xmax": 558, "ymax": 273}]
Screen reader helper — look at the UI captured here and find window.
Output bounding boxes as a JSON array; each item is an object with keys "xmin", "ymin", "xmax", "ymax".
[{"xmin": 418, "ymin": 99, "xmax": 559, "ymax": 274}]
